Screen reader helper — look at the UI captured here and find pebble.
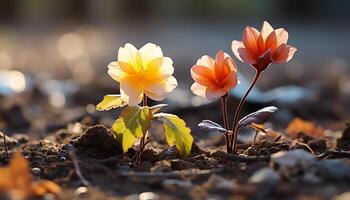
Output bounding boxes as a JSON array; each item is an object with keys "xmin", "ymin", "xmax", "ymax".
[
  {"xmin": 334, "ymin": 192, "xmax": 350, "ymax": 200},
  {"xmin": 31, "ymin": 167, "xmax": 42, "ymax": 176},
  {"xmin": 162, "ymin": 179, "xmax": 193, "ymax": 191},
  {"xmin": 74, "ymin": 186, "xmax": 89, "ymax": 197},
  {"xmin": 249, "ymin": 167, "xmax": 280, "ymax": 185},
  {"xmin": 139, "ymin": 192, "xmax": 159, "ymax": 200},
  {"xmin": 270, "ymin": 149, "xmax": 315, "ymax": 179},
  {"xmin": 315, "ymin": 159, "xmax": 350, "ymax": 181},
  {"xmin": 205, "ymin": 174, "xmax": 235, "ymax": 192}
]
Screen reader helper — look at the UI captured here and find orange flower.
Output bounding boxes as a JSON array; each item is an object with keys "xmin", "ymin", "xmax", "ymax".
[
  {"xmin": 191, "ymin": 51, "xmax": 238, "ymax": 100},
  {"xmin": 231, "ymin": 21, "xmax": 297, "ymax": 71}
]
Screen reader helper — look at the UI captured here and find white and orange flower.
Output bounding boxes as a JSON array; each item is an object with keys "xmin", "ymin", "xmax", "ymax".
[
  {"xmin": 108, "ymin": 43, "xmax": 177, "ymax": 105},
  {"xmin": 191, "ymin": 51, "xmax": 238, "ymax": 100}
]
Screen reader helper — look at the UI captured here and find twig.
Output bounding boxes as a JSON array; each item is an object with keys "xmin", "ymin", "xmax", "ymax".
[
  {"xmin": 1, "ymin": 132, "xmax": 9, "ymax": 159},
  {"xmin": 317, "ymin": 150, "xmax": 350, "ymax": 160},
  {"xmin": 293, "ymin": 140, "xmax": 315, "ymax": 154},
  {"xmin": 119, "ymin": 168, "xmax": 224, "ymax": 178},
  {"xmin": 66, "ymin": 144, "xmax": 90, "ymax": 186}
]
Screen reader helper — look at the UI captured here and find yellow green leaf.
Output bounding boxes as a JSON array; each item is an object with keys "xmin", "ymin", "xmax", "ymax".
[
  {"xmin": 112, "ymin": 106, "xmax": 153, "ymax": 152},
  {"xmin": 96, "ymin": 94, "xmax": 127, "ymax": 111},
  {"xmin": 155, "ymin": 113, "xmax": 193, "ymax": 157},
  {"xmin": 115, "ymin": 131, "xmax": 136, "ymax": 153}
]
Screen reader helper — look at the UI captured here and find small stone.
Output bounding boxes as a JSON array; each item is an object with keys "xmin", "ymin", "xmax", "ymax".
[
  {"xmin": 43, "ymin": 194, "xmax": 56, "ymax": 200},
  {"xmin": 315, "ymin": 159, "xmax": 350, "ymax": 181},
  {"xmin": 158, "ymin": 146, "xmax": 178, "ymax": 160},
  {"xmin": 141, "ymin": 149, "xmax": 158, "ymax": 163},
  {"xmin": 336, "ymin": 124, "xmax": 350, "ymax": 150},
  {"xmin": 74, "ymin": 186, "xmax": 89, "ymax": 197},
  {"xmin": 307, "ymin": 139, "xmax": 327, "ymax": 154},
  {"xmin": 31, "ymin": 167, "xmax": 42, "ymax": 176},
  {"xmin": 334, "ymin": 192, "xmax": 350, "ymax": 200},
  {"xmin": 0, "ymin": 132, "xmax": 18, "ymax": 146},
  {"xmin": 204, "ymin": 174, "xmax": 235, "ymax": 193},
  {"xmin": 139, "ymin": 192, "xmax": 159, "ymax": 200},
  {"xmin": 249, "ymin": 167, "xmax": 280, "ymax": 185},
  {"xmin": 162, "ymin": 179, "xmax": 193, "ymax": 191},
  {"xmin": 302, "ymin": 172, "xmax": 322, "ymax": 183},
  {"xmin": 151, "ymin": 160, "xmax": 172, "ymax": 172},
  {"xmin": 270, "ymin": 149, "xmax": 316, "ymax": 179},
  {"xmin": 12, "ymin": 134, "xmax": 29, "ymax": 143},
  {"xmin": 248, "ymin": 168, "xmax": 280, "ymax": 198}
]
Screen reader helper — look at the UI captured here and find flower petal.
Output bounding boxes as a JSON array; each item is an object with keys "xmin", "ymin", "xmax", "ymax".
[
  {"xmin": 120, "ymin": 77, "xmax": 143, "ymax": 106},
  {"xmin": 238, "ymin": 48, "xmax": 257, "ymax": 65},
  {"xmin": 191, "ymin": 82, "xmax": 207, "ymax": 99},
  {"xmin": 144, "ymin": 76, "xmax": 177, "ymax": 101},
  {"xmin": 265, "ymin": 28, "xmax": 289, "ymax": 51},
  {"xmin": 271, "ymin": 44, "xmax": 297, "ymax": 64},
  {"xmin": 191, "ymin": 65, "xmax": 216, "ymax": 86},
  {"xmin": 242, "ymin": 26, "xmax": 260, "ymax": 52},
  {"xmin": 165, "ymin": 76, "xmax": 178, "ymax": 92},
  {"xmin": 118, "ymin": 43, "xmax": 143, "ymax": 71},
  {"xmin": 231, "ymin": 40, "xmax": 244, "ymax": 62},
  {"xmin": 205, "ymin": 86, "xmax": 227, "ymax": 100},
  {"xmin": 139, "ymin": 43, "xmax": 163, "ymax": 67},
  {"xmin": 222, "ymin": 70, "xmax": 238, "ymax": 91},
  {"xmin": 107, "ymin": 62, "xmax": 127, "ymax": 82},
  {"xmin": 261, "ymin": 21, "xmax": 274, "ymax": 41},
  {"xmin": 196, "ymin": 55, "xmax": 215, "ymax": 70},
  {"xmin": 275, "ymin": 28, "xmax": 289, "ymax": 46}
]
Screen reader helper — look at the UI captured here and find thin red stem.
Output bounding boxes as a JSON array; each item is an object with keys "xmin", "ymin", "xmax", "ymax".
[
  {"xmin": 136, "ymin": 95, "xmax": 148, "ymax": 164},
  {"xmin": 230, "ymin": 70, "xmax": 261, "ymax": 153},
  {"xmin": 220, "ymin": 94, "xmax": 230, "ymax": 153}
]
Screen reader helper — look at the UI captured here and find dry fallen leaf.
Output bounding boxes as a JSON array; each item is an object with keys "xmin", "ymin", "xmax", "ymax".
[
  {"xmin": 286, "ymin": 117, "xmax": 324, "ymax": 139},
  {"xmin": 0, "ymin": 152, "xmax": 61, "ymax": 199}
]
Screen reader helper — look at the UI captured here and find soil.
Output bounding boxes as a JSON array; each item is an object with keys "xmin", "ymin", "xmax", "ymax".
[{"xmin": 1, "ymin": 71, "xmax": 350, "ymax": 200}]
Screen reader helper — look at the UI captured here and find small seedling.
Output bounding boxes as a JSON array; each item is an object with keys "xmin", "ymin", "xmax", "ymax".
[
  {"xmin": 97, "ymin": 43, "xmax": 194, "ymax": 164},
  {"xmin": 191, "ymin": 50, "xmax": 238, "ymax": 152}
]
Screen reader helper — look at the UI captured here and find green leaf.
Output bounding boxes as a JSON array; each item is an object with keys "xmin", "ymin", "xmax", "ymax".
[
  {"xmin": 115, "ymin": 131, "xmax": 136, "ymax": 153},
  {"xmin": 96, "ymin": 94, "xmax": 127, "ymax": 111},
  {"xmin": 155, "ymin": 113, "xmax": 193, "ymax": 157},
  {"xmin": 149, "ymin": 104, "xmax": 168, "ymax": 114},
  {"xmin": 112, "ymin": 106, "xmax": 153, "ymax": 152}
]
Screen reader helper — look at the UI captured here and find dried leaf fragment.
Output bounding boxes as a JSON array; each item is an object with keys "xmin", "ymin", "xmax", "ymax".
[
  {"xmin": 286, "ymin": 117, "xmax": 324, "ymax": 139},
  {"xmin": 0, "ymin": 152, "xmax": 61, "ymax": 199}
]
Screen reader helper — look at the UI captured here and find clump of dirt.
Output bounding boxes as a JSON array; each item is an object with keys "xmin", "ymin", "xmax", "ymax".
[
  {"xmin": 245, "ymin": 140, "xmax": 290, "ymax": 156},
  {"xmin": 70, "ymin": 125, "xmax": 122, "ymax": 158},
  {"xmin": 337, "ymin": 124, "xmax": 350, "ymax": 150}
]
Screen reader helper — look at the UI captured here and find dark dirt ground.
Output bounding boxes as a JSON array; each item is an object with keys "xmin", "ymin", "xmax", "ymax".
[{"xmin": 1, "ymin": 84, "xmax": 350, "ymax": 200}]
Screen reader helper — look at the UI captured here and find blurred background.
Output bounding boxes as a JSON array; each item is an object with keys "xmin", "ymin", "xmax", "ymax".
[{"xmin": 0, "ymin": 0, "xmax": 350, "ymax": 135}]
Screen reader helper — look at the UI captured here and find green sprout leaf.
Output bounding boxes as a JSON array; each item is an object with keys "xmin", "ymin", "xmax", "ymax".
[
  {"xmin": 155, "ymin": 113, "xmax": 193, "ymax": 157},
  {"xmin": 112, "ymin": 106, "xmax": 153, "ymax": 152},
  {"xmin": 96, "ymin": 94, "xmax": 127, "ymax": 111}
]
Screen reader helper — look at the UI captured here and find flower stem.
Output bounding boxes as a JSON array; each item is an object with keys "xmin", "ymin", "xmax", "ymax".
[
  {"xmin": 230, "ymin": 70, "xmax": 261, "ymax": 153},
  {"xmin": 136, "ymin": 95, "xmax": 148, "ymax": 164},
  {"xmin": 220, "ymin": 94, "xmax": 230, "ymax": 153}
]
